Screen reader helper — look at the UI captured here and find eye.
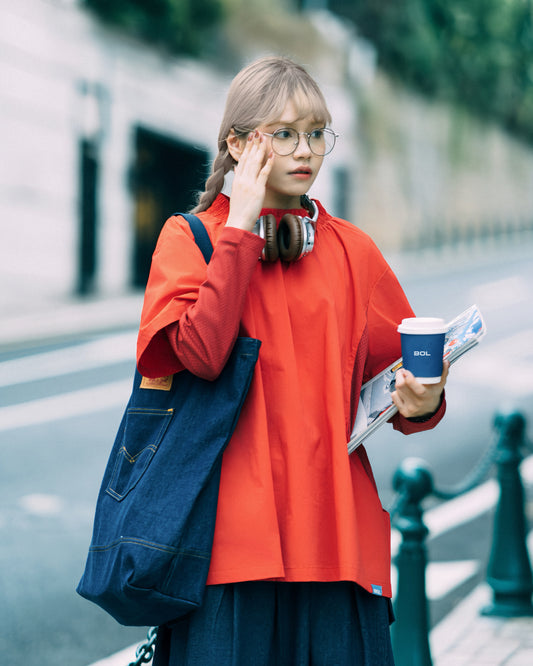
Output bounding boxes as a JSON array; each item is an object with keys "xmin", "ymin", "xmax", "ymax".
[
  {"xmin": 310, "ymin": 128, "xmax": 325, "ymax": 140},
  {"xmin": 273, "ymin": 128, "xmax": 295, "ymax": 140}
]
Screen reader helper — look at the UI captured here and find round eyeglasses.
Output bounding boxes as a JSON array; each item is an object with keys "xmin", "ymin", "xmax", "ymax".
[
  {"xmin": 262, "ymin": 127, "xmax": 338, "ymax": 156},
  {"xmin": 235, "ymin": 127, "xmax": 339, "ymax": 157}
]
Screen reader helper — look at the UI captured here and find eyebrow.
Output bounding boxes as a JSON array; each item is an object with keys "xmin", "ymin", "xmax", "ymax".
[{"xmin": 267, "ymin": 118, "xmax": 324, "ymax": 128}]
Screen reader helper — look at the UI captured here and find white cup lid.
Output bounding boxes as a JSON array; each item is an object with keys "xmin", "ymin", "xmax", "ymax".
[{"xmin": 397, "ymin": 317, "xmax": 448, "ymax": 335}]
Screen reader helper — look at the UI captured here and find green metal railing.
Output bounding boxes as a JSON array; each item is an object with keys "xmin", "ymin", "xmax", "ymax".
[{"xmin": 390, "ymin": 407, "xmax": 533, "ymax": 666}]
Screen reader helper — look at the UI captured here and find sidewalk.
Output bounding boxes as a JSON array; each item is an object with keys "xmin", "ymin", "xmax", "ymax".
[
  {"xmin": 430, "ymin": 584, "xmax": 533, "ymax": 666},
  {"xmin": 0, "ymin": 291, "xmax": 144, "ymax": 351}
]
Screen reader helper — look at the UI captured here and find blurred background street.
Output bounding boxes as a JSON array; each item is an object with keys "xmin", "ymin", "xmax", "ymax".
[{"xmin": 1, "ymin": 1, "xmax": 533, "ymax": 664}]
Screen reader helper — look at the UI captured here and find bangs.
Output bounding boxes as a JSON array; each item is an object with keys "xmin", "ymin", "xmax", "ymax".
[
  {"xmin": 290, "ymin": 85, "xmax": 332, "ymax": 126},
  {"xmin": 256, "ymin": 75, "xmax": 332, "ymax": 128},
  {"xmin": 222, "ymin": 56, "xmax": 332, "ymax": 142}
]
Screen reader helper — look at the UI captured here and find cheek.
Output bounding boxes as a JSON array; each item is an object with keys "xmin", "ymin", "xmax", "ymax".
[
  {"xmin": 265, "ymin": 160, "xmax": 284, "ymax": 184},
  {"xmin": 314, "ymin": 156, "xmax": 325, "ymax": 172}
]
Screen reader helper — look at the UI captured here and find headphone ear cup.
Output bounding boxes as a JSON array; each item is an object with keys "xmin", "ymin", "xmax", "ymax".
[
  {"xmin": 278, "ymin": 214, "xmax": 304, "ymax": 262},
  {"xmin": 262, "ymin": 214, "xmax": 279, "ymax": 262}
]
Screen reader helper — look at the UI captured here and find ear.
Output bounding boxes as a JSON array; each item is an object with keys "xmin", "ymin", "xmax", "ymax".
[{"xmin": 226, "ymin": 129, "xmax": 247, "ymax": 163}]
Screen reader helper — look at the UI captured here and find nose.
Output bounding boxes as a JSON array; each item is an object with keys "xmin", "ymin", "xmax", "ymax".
[{"xmin": 293, "ymin": 132, "xmax": 312, "ymax": 158}]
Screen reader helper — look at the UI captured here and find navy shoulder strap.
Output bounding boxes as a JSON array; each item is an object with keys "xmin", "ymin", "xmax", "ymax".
[{"xmin": 180, "ymin": 213, "xmax": 213, "ymax": 264}]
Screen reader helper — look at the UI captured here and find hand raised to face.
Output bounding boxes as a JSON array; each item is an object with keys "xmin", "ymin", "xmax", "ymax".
[{"xmin": 225, "ymin": 130, "xmax": 274, "ymax": 232}]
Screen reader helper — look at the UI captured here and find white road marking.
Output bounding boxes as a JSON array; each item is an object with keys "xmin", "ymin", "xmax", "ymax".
[
  {"xmin": 425, "ymin": 561, "xmax": 481, "ymax": 601},
  {"xmin": 468, "ymin": 275, "xmax": 530, "ymax": 312},
  {"xmin": 87, "ymin": 644, "xmax": 139, "ymax": 666},
  {"xmin": 0, "ymin": 332, "xmax": 137, "ymax": 387},
  {"xmin": 0, "ymin": 380, "xmax": 131, "ymax": 432},
  {"xmin": 18, "ymin": 493, "xmax": 64, "ymax": 517},
  {"xmin": 391, "ymin": 560, "xmax": 481, "ymax": 601},
  {"xmin": 450, "ymin": 328, "xmax": 533, "ymax": 397},
  {"xmin": 391, "ymin": 456, "xmax": 533, "ymax": 555}
]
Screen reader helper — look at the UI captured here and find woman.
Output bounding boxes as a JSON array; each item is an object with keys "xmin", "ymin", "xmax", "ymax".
[{"xmin": 137, "ymin": 55, "xmax": 448, "ymax": 665}]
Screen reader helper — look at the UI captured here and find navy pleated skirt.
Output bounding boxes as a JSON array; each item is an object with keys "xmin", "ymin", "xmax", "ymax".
[{"xmin": 153, "ymin": 581, "xmax": 395, "ymax": 665}]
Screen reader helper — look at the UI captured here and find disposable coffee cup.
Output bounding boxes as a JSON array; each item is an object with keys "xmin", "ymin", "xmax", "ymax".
[{"xmin": 397, "ymin": 317, "xmax": 448, "ymax": 384}]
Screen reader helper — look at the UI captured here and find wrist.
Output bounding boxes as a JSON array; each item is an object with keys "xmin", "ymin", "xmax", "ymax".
[{"xmin": 407, "ymin": 391, "xmax": 444, "ymax": 422}]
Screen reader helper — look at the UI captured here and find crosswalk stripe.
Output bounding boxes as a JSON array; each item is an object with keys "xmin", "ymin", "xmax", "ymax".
[
  {"xmin": 0, "ymin": 380, "xmax": 131, "ymax": 432},
  {"xmin": 391, "ymin": 560, "xmax": 481, "ymax": 601},
  {"xmin": 0, "ymin": 332, "xmax": 136, "ymax": 387}
]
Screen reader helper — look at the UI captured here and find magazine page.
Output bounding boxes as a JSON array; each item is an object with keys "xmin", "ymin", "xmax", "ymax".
[
  {"xmin": 443, "ymin": 303, "xmax": 486, "ymax": 364},
  {"xmin": 347, "ymin": 304, "xmax": 486, "ymax": 454}
]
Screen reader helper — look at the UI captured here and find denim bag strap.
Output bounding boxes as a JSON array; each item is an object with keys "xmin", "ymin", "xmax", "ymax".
[
  {"xmin": 180, "ymin": 213, "xmax": 213, "ymax": 263},
  {"xmin": 77, "ymin": 214, "xmax": 261, "ymax": 627}
]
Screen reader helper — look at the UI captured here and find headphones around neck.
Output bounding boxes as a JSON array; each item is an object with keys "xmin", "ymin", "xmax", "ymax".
[{"xmin": 252, "ymin": 195, "xmax": 318, "ymax": 262}]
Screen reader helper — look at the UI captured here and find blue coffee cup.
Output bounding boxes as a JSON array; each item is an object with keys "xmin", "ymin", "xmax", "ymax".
[{"xmin": 397, "ymin": 317, "xmax": 448, "ymax": 383}]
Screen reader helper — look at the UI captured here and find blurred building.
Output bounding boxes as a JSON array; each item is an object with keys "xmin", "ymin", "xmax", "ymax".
[
  {"xmin": 2, "ymin": 0, "xmax": 533, "ymax": 309},
  {"xmin": 0, "ymin": 1, "xmax": 212, "ymax": 300}
]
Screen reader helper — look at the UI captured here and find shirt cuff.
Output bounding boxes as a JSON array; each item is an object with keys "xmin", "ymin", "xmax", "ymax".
[
  {"xmin": 392, "ymin": 390, "xmax": 446, "ymax": 435},
  {"xmin": 218, "ymin": 225, "xmax": 265, "ymax": 255}
]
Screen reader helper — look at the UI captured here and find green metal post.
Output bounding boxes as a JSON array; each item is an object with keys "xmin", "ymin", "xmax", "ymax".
[
  {"xmin": 482, "ymin": 409, "xmax": 533, "ymax": 616},
  {"xmin": 391, "ymin": 458, "xmax": 434, "ymax": 666}
]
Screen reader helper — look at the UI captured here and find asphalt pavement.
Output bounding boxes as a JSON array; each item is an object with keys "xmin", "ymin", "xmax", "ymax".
[{"xmin": 2, "ymin": 239, "xmax": 533, "ymax": 666}]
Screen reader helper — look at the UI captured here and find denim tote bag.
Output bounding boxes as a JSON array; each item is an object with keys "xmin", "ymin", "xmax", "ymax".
[{"xmin": 77, "ymin": 215, "xmax": 261, "ymax": 627}]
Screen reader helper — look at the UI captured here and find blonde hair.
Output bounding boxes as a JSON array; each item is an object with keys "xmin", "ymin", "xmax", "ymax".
[{"xmin": 192, "ymin": 56, "xmax": 331, "ymax": 213}]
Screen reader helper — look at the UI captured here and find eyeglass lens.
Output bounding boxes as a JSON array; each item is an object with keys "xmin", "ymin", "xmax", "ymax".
[{"xmin": 271, "ymin": 128, "xmax": 336, "ymax": 156}]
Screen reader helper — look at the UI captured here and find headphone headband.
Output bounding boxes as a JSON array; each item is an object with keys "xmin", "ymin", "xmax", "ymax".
[{"xmin": 300, "ymin": 194, "xmax": 319, "ymax": 225}]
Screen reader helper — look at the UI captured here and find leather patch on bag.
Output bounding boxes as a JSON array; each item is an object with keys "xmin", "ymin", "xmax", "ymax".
[{"xmin": 140, "ymin": 375, "xmax": 173, "ymax": 391}]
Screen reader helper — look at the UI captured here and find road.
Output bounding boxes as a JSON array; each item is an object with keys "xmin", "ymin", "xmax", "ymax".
[
  {"xmin": 370, "ymin": 238, "xmax": 533, "ymax": 506},
  {"xmin": 0, "ymin": 238, "xmax": 532, "ymax": 665}
]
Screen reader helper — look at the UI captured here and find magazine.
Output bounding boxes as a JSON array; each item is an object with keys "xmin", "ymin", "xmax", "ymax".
[{"xmin": 347, "ymin": 304, "xmax": 486, "ymax": 454}]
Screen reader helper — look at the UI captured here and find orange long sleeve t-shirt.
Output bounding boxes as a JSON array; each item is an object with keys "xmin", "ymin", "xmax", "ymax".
[{"xmin": 137, "ymin": 194, "xmax": 445, "ymax": 598}]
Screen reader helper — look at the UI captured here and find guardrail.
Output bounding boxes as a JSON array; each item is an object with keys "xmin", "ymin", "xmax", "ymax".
[
  {"xmin": 404, "ymin": 217, "xmax": 533, "ymax": 252},
  {"xmin": 390, "ymin": 407, "xmax": 533, "ymax": 666}
]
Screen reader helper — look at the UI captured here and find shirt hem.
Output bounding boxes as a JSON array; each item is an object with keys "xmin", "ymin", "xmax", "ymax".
[{"xmin": 207, "ymin": 565, "xmax": 392, "ymax": 598}]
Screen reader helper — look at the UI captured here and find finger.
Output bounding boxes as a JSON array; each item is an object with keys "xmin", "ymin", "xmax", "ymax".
[
  {"xmin": 391, "ymin": 389, "xmax": 405, "ymax": 412},
  {"xmin": 258, "ymin": 151, "xmax": 275, "ymax": 182},
  {"xmin": 401, "ymin": 371, "xmax": 426, "ymax": 397},
  {"xmin": 238, "ymin": 132, "xmax": 268, "ymax": 172},
  {"xmin": 395, "ymin": 368, "xmax": 408, "ymax": 388},
  {"xmin": 440, "ymin": 361, "xmax": 450, "ymax": 385}
]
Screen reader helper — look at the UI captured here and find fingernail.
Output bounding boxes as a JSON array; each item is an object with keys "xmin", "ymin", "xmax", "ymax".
[{"xmin": 247, "ymin": 133, "xmax": 253, "ymax": 142}]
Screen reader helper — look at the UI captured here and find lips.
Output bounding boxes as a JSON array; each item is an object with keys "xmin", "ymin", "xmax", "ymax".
[{"xmin": 290, "ymin": 167, "xmax": 312, "ymax": 176}]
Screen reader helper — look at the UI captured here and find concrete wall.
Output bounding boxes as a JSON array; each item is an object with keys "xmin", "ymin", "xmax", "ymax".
[
  {"xmin": 0, "ymin": 0, "xmax": 223, "ymax": 304},
  {"xmin": 303, "ymin": 9, "xmax": 533, "ymax": 253},
  {"xmin": 352, "ymin": 69, "xmax": 533, "ymax": 252}
]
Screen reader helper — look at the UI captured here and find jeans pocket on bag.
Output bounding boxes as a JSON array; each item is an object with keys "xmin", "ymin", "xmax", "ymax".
[{"xmin": 106, "ymin": 407, "xmax": 173, "ymax": 501}]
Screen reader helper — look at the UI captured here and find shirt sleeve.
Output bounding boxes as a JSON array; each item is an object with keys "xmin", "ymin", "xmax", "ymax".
[
  {"xmin": 137, "ymin": 220, "xmax": 264, "ymax": 379},
  {"xmin": 364, "ymin": 262, "xmax": 447, "ymax": 435},
  {"xmin": 364, "ymin": 265, "xmax": 414, "ymax": 381}
]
